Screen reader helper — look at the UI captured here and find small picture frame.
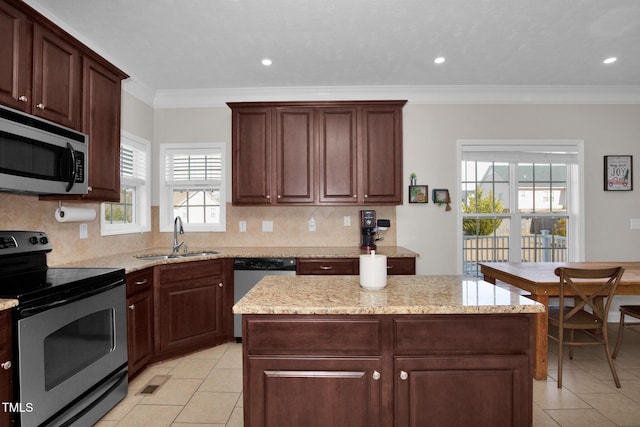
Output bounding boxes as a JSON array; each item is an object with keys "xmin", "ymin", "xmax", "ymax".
[
  {"xmin": 604, "ymin": 155, "xmax": 633, "ymax": 191},
  {"xmin": 409, "ymin": 185, "xmax": 428, "ymax": 203},
  {"xmin": 432, "ymin": 188, "xmax": 450, "ymax": 204}
]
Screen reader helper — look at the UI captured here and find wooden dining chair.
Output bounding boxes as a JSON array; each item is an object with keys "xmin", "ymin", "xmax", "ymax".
[
  {"xmin": 548, "ymin": 266, "xmax": 624, "ymax": 388},
  {"xmin": 612, "ymin": 305, "xmax": 640, "ymax": 359}
]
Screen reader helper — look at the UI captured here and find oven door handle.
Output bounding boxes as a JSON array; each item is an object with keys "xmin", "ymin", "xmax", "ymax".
[
  {"xmin": 65, "ymin": 142, "xmax": 77, "ymax": 192},
  {"xmin": 18, "ymin": 279, "xmax": 124, "ymax": 318}
]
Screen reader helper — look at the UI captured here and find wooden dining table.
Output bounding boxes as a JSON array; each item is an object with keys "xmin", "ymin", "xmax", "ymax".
[{"xmin": 480, "ymin": 261, "xmax": 640, "ymax": 380}]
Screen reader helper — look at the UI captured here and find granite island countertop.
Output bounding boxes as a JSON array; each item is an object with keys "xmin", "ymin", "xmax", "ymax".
[
  {"xmin": 55, "ymin": 246, "xmax": 418, "ymax": 274},
  {"xmin": 0, "ymin": 299, "xmax": 18, "ymax": 311},
  {"xmin": 232, "ymin": 275, "xmax": 544, "ymax": 315}
]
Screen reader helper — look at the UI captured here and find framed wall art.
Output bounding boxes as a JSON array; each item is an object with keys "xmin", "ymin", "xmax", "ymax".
[
  {"xmin": 604, "ymin": 155, "xmax": 633, "ymax": 191},
  {"xmin": 409, "ymin": 185, "xmax": 428, "ymax": 203}
]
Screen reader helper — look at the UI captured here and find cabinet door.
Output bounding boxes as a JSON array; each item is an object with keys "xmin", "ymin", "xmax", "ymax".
[
  {"xmin": 127, "ymin": 290, "xmax": 153, "ymax": 378},
  {"xmin": 275, "ymin": 107, "xmax": 315, "ymax": 203},
  {"xmin": 395, "ymin": 355, "xmax": 531, "ymax": 427},
  {"xmin": 0, "ymin": 311, "xmax": 12, "ymax": 427},
  {"xmin": 81, "ymin": 57, "xmax": 123, "ymax": 201},
  {"xmin": 232, "ymin": 107, "xmax": 273, "ymax": 204},
  {"xmin": 157, "ymin": 276, "xmax": 223, "ymax": 356},
  {"xmin": 32, "ymin": 24, "xmax": 81, "ymax": 129},
  {"xmin": 247, "ymin": 357, "xmax": 382, "ymax": 427},
  {"xmin": 318, "ymin": 107, "xmax": 358, "ymax": 203},
  {"xmin": 0, "ymin": 0, "xmax": 32, "ymax": 112},
  {"xmin": 360, "ymin": 105, "xmax": 403, "ymax": 204}
]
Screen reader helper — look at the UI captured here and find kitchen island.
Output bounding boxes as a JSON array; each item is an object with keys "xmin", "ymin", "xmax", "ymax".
[{"xmin": 233, "ymin": 275, "xmax": 544, "ymax": 427}]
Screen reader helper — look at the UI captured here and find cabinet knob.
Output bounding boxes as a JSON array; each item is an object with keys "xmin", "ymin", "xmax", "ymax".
[
  {"xmin": 353, "ymin": 195, "xmax": 357, "ymax": 198},
  {"xmin": 1, "ymin": 361, "xmax": 11, "ymax": 370},
  {"xmin": 266, "ymin": 195, "xmax": 271, "ymax": 199},
  {"xmin": 128, "ymin": 304, "xmax": 135, "ymax": 310},
  {"xmin": 372, "ymin": 370, "xmax": 381, "ymax": 380},
  {"xmin": 364, "ymin": 194, "xmax": 369, "ymax": 198},
  {"xmin": 218, "ymin": 282, "xmax": 223, "ymax": 287},
  {"xmin": 277, "ymin": 195, "xmax": 281, "ymax": 199},
  {"xmin": 18, "ymin": 95, "xmax": 28, "ymax": 102},
  {"xmin": 36, "ymin": 103, "xmax": 45, "ymax": 109},
  {"xmin": 400, "ymin": 371, "xmax": 408, "ymax": 380}
]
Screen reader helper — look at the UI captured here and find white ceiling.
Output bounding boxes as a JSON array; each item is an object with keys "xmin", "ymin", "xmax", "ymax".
[{"xmin": 24, "ymin": 0, "xmax": 640, "ymax": 104}]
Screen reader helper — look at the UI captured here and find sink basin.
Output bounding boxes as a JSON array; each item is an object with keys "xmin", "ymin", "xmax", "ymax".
[{"xmin": 135, "ymin": 251, "xmax": 219, "ymax": 261}]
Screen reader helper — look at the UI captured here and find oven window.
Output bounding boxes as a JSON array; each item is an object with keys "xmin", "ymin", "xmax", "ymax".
[{"xmin": 44, "ymin": 309, "xmax": 115, "ymax": 390}]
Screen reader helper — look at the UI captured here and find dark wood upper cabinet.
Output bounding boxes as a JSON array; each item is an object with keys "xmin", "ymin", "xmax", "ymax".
[
  {"xmin": 0, "ymin": 0, "xmax": 32, "ymax": 112},
  {"xmin": 32, "ymin": 23, "xmax": 81, "ymax": 129},
  {"xmin": 81, "ymin": 57, "xmax": 124, "ymax": 201},
  {"xmin": 229, "ymin": 100, "xmax": 406, "ymax": 206},
  {"xmin": 1, "ymin": 0, "xmax": 129, "ymax": 202}
]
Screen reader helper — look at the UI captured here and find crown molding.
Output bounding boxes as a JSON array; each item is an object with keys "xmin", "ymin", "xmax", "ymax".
[{"xmin": 122, "ymin": 84, "xmax": 640, "ymax": 109}]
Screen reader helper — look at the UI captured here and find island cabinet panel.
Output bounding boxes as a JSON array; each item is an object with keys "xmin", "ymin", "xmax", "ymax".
[
  {"xmin": 247, "ymin": 357, "xmax": 383, "ymax": 427},
  {"xmin": 154, "ymin": 260, "xmax": 229, "ymax": 360},
  {"xmin": 242, "ymin": 313, "xmax": 533, "ymax": 427},
  {"xmin": 126, "ymin": 268, "xmax": 154, "ymax": 378},
  {"xmin": 395, "ymin": 355, "xmax": 530, "ymax": 427},
  {"xmin": 0, "ymin": 310, "xmax": 12, "ymax": 427}
]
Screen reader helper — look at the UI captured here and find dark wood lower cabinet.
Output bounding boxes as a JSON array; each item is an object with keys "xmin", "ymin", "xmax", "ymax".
[
  {"xmin": 242, "ymin": 314, "xmax": 533, "ymax": 427},
  {"xmin": 0, "ymin": 310, "xmax": 12, "ymax": 427}
]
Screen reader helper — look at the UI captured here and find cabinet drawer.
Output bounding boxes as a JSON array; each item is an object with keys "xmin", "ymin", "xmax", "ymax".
[
  {"xmin": 394, "ymin": 315, "xmax": 531, "ymax": 355},
  {"xmin": 246, "ymin": 316, "xmax": 381, "ymax": 355},
  {"xmin": 126, "ymin": 268, "xmax": 153, "ymax": 297},
  {"xmin": 159, "ymin": 259, "xmax": 223, "ymax": 284},
  {"xmin": 385, "ymin": 257, "xmax": 415, "ymax": 275},
  {"xmin": 296, "ymin": 258, "xmax": 357, "ymax": 275}
]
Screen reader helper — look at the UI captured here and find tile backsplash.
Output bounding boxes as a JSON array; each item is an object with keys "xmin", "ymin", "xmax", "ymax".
[{"xmin": 0, "ymin": 193, "xmax": 396, "ymax": 266}]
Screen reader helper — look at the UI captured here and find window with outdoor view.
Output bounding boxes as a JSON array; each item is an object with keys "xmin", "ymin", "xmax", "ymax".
[
  {"xmin": 101, "ymin": 133, "xmax": 151, "ymax": 235},
  {"xmin": 159, "ymin": 143, "xmax": 226, "ymax": 232},
  {"xmin": 459, "ymin": 140, "xmax": 583, "ymax": 277}
]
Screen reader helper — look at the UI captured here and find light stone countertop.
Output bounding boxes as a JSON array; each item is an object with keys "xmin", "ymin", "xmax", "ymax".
[
  {"xmin": 55, "ymin": 246, "xmax": 418, "ymax": 273},
  {"xmin": 0, "ymin": 299, "xmax": 18, "ymax": 311},
  {"xmin": 232, "ymin": 275, "xmax": 545, "ymax": 315}
]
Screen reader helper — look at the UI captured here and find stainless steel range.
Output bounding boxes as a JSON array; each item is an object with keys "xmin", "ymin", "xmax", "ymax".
[{"xmin": 0, "ymin": 231, "xmax": 128, "ymax": 427}]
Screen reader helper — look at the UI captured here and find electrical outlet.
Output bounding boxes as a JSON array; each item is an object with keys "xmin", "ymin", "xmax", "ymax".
[
  {"xmin": 239, "ymin": 221, "xmax": 247, "ymax": 232},
  {"xmin": 309, "ymin": 217, "xmax": 316, "ymax": 231},
  {"xmin": 79, "ymin": 223, "xmax": 88, "ymax": 239},
  {"xmin": 262, "ymin": 221, "xmax": 273, "ymax": 232},
  {"xmin": 344, "ymin": 216, "xmax": 351, "ymax": 227}
]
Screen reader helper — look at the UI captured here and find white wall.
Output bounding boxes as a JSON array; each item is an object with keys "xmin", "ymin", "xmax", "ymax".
[{"xmin": 398, "ymin": 103, "xmax": 640, "ymax": 275}]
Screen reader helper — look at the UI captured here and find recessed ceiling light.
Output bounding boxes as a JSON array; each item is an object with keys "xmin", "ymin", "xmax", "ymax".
[
  {"xmin": 603, "ymin": 57, "xmax": 617, "ymax": 64},
  {"xmin": 434, "ymin": 57, "xmax": 446, "ymax": 64},
  {"xmin": 261, "ymin": 58, "xmax": 272, "ymax": 66}
]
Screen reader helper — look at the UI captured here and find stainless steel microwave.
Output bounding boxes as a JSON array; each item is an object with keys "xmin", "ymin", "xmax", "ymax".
[{"xmin": 0, "ymin": 105, "xmax": 88, "ymax": 195}]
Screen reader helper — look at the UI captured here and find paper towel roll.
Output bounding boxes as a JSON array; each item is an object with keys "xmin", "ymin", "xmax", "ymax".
[
  {"xmin": 55, "ymin": 206, "xmax": 96, "ymax": 223},
  {"xmin": 359, "ymin": 250, "xmax": 387, "ymax": 290}
]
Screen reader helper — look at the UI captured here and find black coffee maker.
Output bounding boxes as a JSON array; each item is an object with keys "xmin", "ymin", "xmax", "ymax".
[{"xmin": 360, "ymin": 210, "xmax": 376, "ymax": 252}]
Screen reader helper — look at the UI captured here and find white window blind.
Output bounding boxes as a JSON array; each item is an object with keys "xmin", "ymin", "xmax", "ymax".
[
  {"xmin": 164, "ymin": 149, "xmax": 222, "ymax": 188},
  {"xmin": 121, "ymin": 142, "xmax": 147, "ymax": 185},
  {"xmin": 460, "ymin": 140, "xmax": 580, "ymax": 164}
]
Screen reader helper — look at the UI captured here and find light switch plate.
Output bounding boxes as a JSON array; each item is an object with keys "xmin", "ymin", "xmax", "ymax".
[
  {"xmin": 239, "ymin": 221, "xmax": 247, "ymax": 232},
  {"xmin": 631, "ymin": 218, "xmax": 640, "ymax": 230},
  {"xmin": 262, "ymin": 220, "xmax": 273, "ymax": 232},
  {"xmin": 343, "ymin": 216, "xmax": 351, "ymax": 227}
]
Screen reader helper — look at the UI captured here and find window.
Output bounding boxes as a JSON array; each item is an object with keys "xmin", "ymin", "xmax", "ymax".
[
  {"xmin": 458, "ymin": 140, "xmax": 584, "ymax": 276},
  {"xmin": 159, "ymin": 142, "xmax": 226, "ymax": 232},
  {"xmin": 101, "ymin": 132, "xmax": 151, "ymax": 235}
]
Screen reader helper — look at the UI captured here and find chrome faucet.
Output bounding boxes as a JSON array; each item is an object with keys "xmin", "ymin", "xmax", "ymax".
[{"xmin": 173, "ymin": 216, "xmax": 185, "ymax": 254}]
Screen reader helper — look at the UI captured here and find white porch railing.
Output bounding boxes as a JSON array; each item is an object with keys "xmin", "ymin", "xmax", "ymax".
[{"xmin": 463, "ymin": 234, "xmax": 567, "ymax": 276}]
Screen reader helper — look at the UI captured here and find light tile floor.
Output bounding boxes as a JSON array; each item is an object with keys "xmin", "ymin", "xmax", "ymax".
[{"xmin": 97, "ymin": 325, "xmax": 640, "ymax": 427}]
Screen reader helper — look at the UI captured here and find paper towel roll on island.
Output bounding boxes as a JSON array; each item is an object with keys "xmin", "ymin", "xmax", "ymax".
[
  {"xmin": 55, "ymin": 206, "xmax": 96, "ymax": 223},
  {"xmin": 359, "ymin": 250, "xmax": 387, "ymax": 290}
]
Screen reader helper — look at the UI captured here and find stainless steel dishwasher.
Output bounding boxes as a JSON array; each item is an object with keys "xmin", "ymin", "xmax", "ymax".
[{"xmin": 233, "ymin": 257, "xmax": 297, "ymax": 340}]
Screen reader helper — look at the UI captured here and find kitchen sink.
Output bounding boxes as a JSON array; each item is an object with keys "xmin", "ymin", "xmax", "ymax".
[{"xmin": 135, "ymin": 251, "xmax": 219, "ymax": 261}]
